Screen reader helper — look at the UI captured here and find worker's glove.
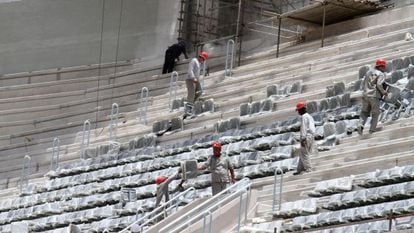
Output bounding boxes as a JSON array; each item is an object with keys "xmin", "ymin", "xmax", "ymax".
[{"xmin": 300, "ymin": 137, "xmax": 306, "ymax": 147}]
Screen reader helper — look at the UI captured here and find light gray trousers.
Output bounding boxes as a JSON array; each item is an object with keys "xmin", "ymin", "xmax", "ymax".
[
  {"xmin": 360, "ymin": 96, "xmax": 380, "ymax": 132},
  {"xmin": 186, "ymin": 79, "xmax": 202, "ymax": 104},
  {"xmin": 297, "ymin": 136, "xmax": 314, "ymax": 173}
]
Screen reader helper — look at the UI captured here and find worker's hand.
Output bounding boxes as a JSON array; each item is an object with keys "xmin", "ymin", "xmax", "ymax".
[
  {"xmin": 193, "ymin": 79, "xmax": 198, "ymax": 84},
  {"xmin": 300, "ymin": 139, "xmax": 306, "ymax": 147},
  {"xmin": 231, "ymin": 178, "xmax": 236, "ymax": 184},
  {"xmin": 383, "ymin": 92, "xmax": 389, "ymax": 97}
]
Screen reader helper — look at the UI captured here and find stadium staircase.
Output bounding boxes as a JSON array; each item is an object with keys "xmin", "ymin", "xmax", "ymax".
[{"xmin": 0, "ymin": 3, "xmax": 414, "ymax": 233}]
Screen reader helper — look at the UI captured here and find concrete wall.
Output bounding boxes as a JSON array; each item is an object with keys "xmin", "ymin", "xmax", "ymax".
[{"xmin": 0, "ymin": 0, "xmax": 180, "ymax": 75}]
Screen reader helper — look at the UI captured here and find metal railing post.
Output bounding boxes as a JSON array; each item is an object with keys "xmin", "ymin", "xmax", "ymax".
[
  {"xmin": 200, "ymin": 61, "xmax": 207, "ymax": 93},
  {"xmin": 225, "ymin": 39, "xmax": 235, "ymax": 77},
  {"xmin": 80, "ymin": 119, "xmax": 91, "ymax": 159},
  {"xmin": 109, "ymin": 103, "xmax": 119, "ymax": 141},
  {"xmin": 236, "ymin": 191, "xmax": 244, "ymax": 233},
  {"xmin": 138, "ymin": 87, "xmax": 149, "ymax": 125},
  {"xmin": 50, "ymin": 137, "xmax": 60, "ymax": 171},
  {"xmin": 20, "ymin": 155, "xmax": 32, "ymax": 193},
  {"xmin": 169, "ymin": 71, "xmax": 179, "ymax": 111},
  {"xmin": 160, "ymin": 178, "xmax": 252, "ymax": 233},
  {"xmin": 119, "ymin": 187, "xmax": 196, "ymax": 233},
  {"xmin": 272, "ymin": 167, "xmax": 284, "ymax": 212}
]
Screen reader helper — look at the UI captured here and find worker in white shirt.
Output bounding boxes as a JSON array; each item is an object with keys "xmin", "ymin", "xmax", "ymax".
[
  {"xmin": 185, "ymin": 52, "xmax": 209, "ymax": 116},
  {"xmin": 294, "ymin": 102, "xmax": 316, "ymax": 175}
]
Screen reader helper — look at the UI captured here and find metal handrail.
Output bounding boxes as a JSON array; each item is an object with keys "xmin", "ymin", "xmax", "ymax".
[
  {"xmin": 272, "ymin": 167, "xmax": 284, "ymax": 212},
  {"xmin": 50, "ymin": 137, "xmax": 60, "ymax": 171},
  {"xmin": 169, "ymin": 71, "xmax": 179, "ymax": 111},
  {"xmin": 225, "ymin": 39, "xmax": 235, "ymax": 77},
  {"xmin": 109, "ymin": 103, "xmax": 119, "ymax": 141},
  {"xmin": 80, "ymin": 119, "xmax": 91, "ymax": 159},
  {"xmin": 138, "ymin": 87, "xmax": 149, "ymax": 125},
  {"xmin": 160, "ymin": 178, "xmax": 252, "ymax": 233},
  {"xmin": 20, "ymin": 155, "xmax": 32, "ymax": 194},
  {"xmin": 200, "ymin": 61, "xmax": 207, "ymax": 93},
  {"xmin": 202, "ymin": 211, "xmax": 213, "ymax": 233},
  {"xmin": 119, "ymin": 187, "xmax": 196, "ymax": 233}
]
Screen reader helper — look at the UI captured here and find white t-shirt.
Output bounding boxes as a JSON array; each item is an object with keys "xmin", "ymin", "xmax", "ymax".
[
  {"xmin": 300, "ymin": 112, "xmax": 316, "ymax": 139},
  {"xmin": 187, "ymin": 58, "xmax": 201, "ymax": 80}
]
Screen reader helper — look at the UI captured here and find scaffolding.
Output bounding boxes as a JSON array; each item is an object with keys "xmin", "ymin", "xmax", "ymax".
[{"xmin": 178, "ymin": 0, "xmax": 387, "ymax": 63}]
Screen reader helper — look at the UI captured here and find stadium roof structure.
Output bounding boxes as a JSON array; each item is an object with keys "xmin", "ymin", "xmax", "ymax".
[
  {"xmin": 273, "ymin": 0, "xmax": 389, "ymax": 56},
  {"xmin": 282, "ymin": 0, "xmax": 387, "ymax": 25}
]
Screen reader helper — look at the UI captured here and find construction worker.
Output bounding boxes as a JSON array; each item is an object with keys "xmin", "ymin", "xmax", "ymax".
[
  {"xmin": 162, "ymin": 39, "xmax": 188, "ymax": 74},
  {"xmin": 155, "ymin": 173, "xmax": 185, "ymax": 207},
  {"xmin": 185, "ymin": 52, "xmax": 209, "ymax": 116},
  {"xmin": 294, "ymin": 102, "xmax": 315, "ymax": 175},
  {"xmin": 358, "ymin": 59, "xmax": 388, "ymax": 135},
  {"xmin": 199, "ymin": 141, "xmax": 236, "ymax": 196}
]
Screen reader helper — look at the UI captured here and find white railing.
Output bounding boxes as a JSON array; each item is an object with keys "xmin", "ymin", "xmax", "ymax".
[
  {"xmin": 119, "ymin": 187, "xmax": 196, "ymax": 233},
  {"xmin": 159, "ymin": 178, "xmax": 252, "ymax": 233}
]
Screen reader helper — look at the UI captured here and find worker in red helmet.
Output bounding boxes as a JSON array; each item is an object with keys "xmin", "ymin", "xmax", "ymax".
[
  {"xmin": 199, "ymin": 141, "xmax": 236, "ymax": 195},
  {"xmin": 294, "ymin": 102, "xmax": 315, "ymax": 175},
  {"xmin": 358, "ymin": 59, "xmax": 388, "ymax": 135},
  {"xmin": 185, "ymin": 52, "xmax": 209, "ymax": 117},
  {"xmin": 155, "ymin": 172, "xmax": 185, "ymax": 207}
]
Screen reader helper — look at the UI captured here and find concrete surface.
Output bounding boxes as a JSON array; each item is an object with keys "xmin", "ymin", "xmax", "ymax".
[{"xmin": 0, "ymin": 0, "xmax": 180, "ymax": 75}]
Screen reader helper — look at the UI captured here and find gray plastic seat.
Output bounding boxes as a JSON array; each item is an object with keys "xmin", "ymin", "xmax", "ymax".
[
  {"xmin": 267, "ymin": 84, "xmax": 278, "ymax": 97},
  {"xmin": 203, "ymin": 99, "xmax": 215, "ymax": 113},
  {"xmin": 325, "ymin": 86, "xmax": 335, "ymax": 98},
  {"xmin": 261, "ymin": 99, "xmax": 273, "ymax": 112},
  {"xmin": 291, "ymin": 216, "xmax": 307, "ymax": 231},
  {"xmin": 323, "ymin": 122, "xmax": 336, "ymax": 138},
  {"xmin": 334, "ymin": 82, "xmax": 346, "ymax": 96},
  {"xmin": 403, "ymin": 57, "xmax": 411, "ymax": 68},
  {"xmin": 359, "ymin": 65, "xmax": 370, "ymax": 79},
  {"xmin": 391, "ymin": 70, "xmax": 404, "ymax": 84},
  {"xmin": 250, "ymin": 101, "xmax": 261, "ymax": 114},
  {"xmin": 193, "ymin": 101, "xmax": 203, "ymax": 115},
  {"xmin": 319, "ymin": 99, "xmax": 329, "ymax": 111},
  {"xmin": 328, "ymin": 96, "xmax": 340, "ymax": 110},
  {"xmin": 392, "ymin": 58, "xmax": 404, "ymax": 71}
]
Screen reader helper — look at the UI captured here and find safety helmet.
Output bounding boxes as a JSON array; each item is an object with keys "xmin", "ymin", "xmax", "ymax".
[
  {"xmin": 155, "ymin": 176, "xmax": 167, "ymax": 185},
  {"xmin": 199, "ymin": 52, "xmax": 209, "ymax": 60},
  {"xmin": 212, "ymin": 141, "xmax": 222, "ymax": 149},
  {"xmin": 296, "ymin": 102, "xmax": 306, "ymax": 111},
  {"xmin": 375, "ymin": 58, "xmax": 387, "ymax": 68}
]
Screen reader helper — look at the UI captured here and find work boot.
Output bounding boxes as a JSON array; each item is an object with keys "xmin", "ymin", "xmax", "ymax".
[
  {"xmin": 293, "ymin": 171, "xmax": 302, "ymax": 176},
  {"xmin": 184, "ymin": 103, "xmax": 193, "ymax": 117}
]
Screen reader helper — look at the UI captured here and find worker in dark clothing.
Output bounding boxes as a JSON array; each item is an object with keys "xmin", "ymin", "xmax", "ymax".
[{"xmin": 162, "ymin": 39, "xmax": 188, "ymax": 74}]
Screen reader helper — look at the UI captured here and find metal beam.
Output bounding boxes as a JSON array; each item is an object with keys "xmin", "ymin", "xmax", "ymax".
[
  {"xmin": 276, "ymin": 17, "xmax": 282, "ymax": 58},
  {"xmin": 285, "ymin": 15, "xmax": 321, "ymax": 25},
  {"xmin": 321, "ymin": 4, "xmax": 326, "ymax": 47}
]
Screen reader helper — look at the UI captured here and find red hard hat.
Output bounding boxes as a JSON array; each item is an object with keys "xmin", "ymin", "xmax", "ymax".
[
  {"xmin": 296, "ymin": 102, "xmax": 306, "ymax": 111},
  {"xmin": 212, "ymin": 141, "xmax": 222, "ymax": 149},
  {"xmin": 155, "ymin": 176, "xmax": 167, "ymax": 185},
  {"xmin": 375, "ymin": 58, "xmax": 387, "ymax": 68},
  {"xmin": 200, "ymin": 52, "xmax": 209, "ymax": 60}
]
